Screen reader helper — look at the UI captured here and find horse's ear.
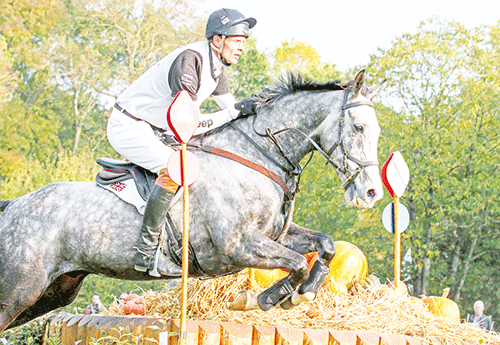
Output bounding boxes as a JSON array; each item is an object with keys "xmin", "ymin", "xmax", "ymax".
[
  {"xmin": 367, "ymin": 79, "xmax": 387, "ymax": 101},
  {"xmin": 352, "ymin": 69, "xmax": 365, "ymax": 98}
]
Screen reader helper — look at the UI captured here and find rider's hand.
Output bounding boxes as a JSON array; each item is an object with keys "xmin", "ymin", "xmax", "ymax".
[{"xmin": 234, "ymin": 94, "xmax": 259, "ymax": 117}]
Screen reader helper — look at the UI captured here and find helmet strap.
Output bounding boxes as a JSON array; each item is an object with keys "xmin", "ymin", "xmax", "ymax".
[{"xmin": 210, "ymin": 35, "xmax": 232, "ymax": 67}]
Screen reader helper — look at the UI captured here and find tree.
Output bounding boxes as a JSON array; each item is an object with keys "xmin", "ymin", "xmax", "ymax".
[
  {"xmin": 366, "ymin": 19, "xmax": 500, "ymax": 318},
  {"xmin": 273, "ymin": 39, "xmax": 342, "ymax": 82}
]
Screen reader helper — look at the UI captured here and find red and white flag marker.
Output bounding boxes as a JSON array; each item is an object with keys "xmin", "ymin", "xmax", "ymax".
[
  {"xmin": 381, "ymin": 151, "xmax": 410, "ymax": 288},
  {"xmin": 166, "ymin": 90, "xmax": 200, "ymax": 344}
]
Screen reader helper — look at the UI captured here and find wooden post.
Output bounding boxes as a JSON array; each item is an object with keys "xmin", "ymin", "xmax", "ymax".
[
  {"xmin": 179, "ymin": 142, "xmax": 189, "ymax": 345},
  {"xmin": 393, "ymin": 197, "xmax": 400, "ymax": 288}
]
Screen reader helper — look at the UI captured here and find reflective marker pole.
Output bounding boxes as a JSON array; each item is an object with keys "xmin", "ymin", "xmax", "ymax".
[{"xmin": 393, "ymin": 196, "xmax": 400, "ymax": 288}]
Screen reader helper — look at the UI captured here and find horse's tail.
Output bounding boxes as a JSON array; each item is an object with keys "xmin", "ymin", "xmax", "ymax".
[{"xmin": 0, "ymin": 200, "xmax": 12, "ymax": 212}]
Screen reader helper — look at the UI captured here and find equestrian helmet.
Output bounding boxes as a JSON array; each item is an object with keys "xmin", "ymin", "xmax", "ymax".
[{"xmin": 205, "ymin": 8, "xmax": 256, "ymax": 39}]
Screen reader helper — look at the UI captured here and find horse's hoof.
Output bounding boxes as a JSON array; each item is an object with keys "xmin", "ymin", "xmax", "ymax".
[
  {"xmin": 229, "ymin": 290, "xmax": 259, "ymax": 311},
  {"xmin": 279, "ymin": 297, "xmax": 294, "ymax": 310},
  {"xmin": 280, "ymin": 290, "xmax": 316, "ymax": 310}
]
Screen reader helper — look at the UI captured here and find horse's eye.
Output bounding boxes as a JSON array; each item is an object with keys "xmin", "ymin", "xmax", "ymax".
[{"xmin": 354, "ymin": 124, "xmax": 364, "ymax": 133}]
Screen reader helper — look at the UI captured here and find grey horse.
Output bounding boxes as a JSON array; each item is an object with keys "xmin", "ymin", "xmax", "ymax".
[{"xmin": 0, "ymin": 70, "xmax": 384, "ymax": 332}]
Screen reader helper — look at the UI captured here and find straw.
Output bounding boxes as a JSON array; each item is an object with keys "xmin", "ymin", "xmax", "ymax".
[{"xmin": 105, "ymin": 270, "xmax": 499, "ymax": 344}]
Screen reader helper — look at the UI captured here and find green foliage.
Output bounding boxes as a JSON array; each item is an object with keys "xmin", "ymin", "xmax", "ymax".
[
  {"xmin": 273, "ymin": 39, "xmax": 343, "ymax": 81},
  {"xmin": 367, "ymin": 19, "xmax": 500, "ymax": 318},
  {"xmin": 1, "ymin": 315, "xmax": 53, "ymax": 345},
  {"xmin": 0, "ymin": 152, "xmax": 101, "ymax": 199}
]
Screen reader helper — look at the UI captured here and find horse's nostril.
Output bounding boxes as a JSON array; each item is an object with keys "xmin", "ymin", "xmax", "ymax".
[{"xmin": 367, "ymin": 189, "xmax": 376, "ymax": 198}]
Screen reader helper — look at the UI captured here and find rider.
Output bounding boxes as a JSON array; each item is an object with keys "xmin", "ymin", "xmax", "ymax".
[{"xmin": 107, "ymin": 9, "xmax": 258, "ymax": 278}]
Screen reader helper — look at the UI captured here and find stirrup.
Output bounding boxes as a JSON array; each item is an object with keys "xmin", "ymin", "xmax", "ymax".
[
  {"xmin": 148, "ymin": 245, "xmax": 182, "ymax": 278},
  {"xmin": 133, "ymin": 247, "xmax": 154, "ymax": 273}
]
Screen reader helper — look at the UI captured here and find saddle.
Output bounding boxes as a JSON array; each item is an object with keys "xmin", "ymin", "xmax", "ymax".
[{"xmin": 95, "ymin": 157, "xmax": 204, "ymax": 274}]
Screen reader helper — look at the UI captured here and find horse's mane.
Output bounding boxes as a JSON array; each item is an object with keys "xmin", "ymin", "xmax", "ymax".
[
  {"xmin": 257, "ymin": 71, "xmax": 352, "ymax": 107},
  {"xmin": 201, "ymin": 71, "xmax": 353, "ymax": 137}
]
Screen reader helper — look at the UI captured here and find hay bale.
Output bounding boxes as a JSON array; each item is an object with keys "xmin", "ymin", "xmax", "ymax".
[{"xmin": 105, "ymin": 270, "xmax": 500, "ymax": 344}]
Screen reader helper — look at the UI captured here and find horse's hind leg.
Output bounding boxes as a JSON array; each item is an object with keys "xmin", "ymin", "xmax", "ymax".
[
  {"xmin": 5, "ymin": 272, "xmax": 87, "ymax": 330},
  {"xmin": 276, "ymin": 222, "xmax": 335, "ymax": 309}
]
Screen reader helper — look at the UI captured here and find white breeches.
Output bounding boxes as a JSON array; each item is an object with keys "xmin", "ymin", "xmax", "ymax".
[{"xmin": 107, "ymin": 108, "xmax": 175, "ymax": 174}]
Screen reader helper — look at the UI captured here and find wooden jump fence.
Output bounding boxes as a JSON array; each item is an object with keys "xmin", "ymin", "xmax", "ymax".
[{"xmin": 47, "ymin": 313, "xmax": 428, "ymax": 345}]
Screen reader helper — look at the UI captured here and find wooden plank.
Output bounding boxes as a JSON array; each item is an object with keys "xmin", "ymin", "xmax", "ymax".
[
  {"xmin": 144, "ymin": 319, "xmax": 170, "ymax": 345},
  {"xmin": 357, "ymin": 332, "xmax": 381, "ymax": 345},
  {"xmin": 85, "ymin": 324, "xmax": 101, "ymax": 345},
  {"xmin": 379, "ymin": 334, "xmax": 408, "ymax": 345},
  {"xmin": 303, "ymin": 328, "xmax": 329, "ymax": 345},
  {"xmin": 329, "ymin": 330, "xmax": 358, "ymax": 345},
  {"xmin": 169, "ymin": 318, "xmax": 199, "ymax": 345},
  {"xmin": 404, "ymin": 335, "xmax": 429, "ymax": 345},
  {"xmin": 198, "ymin": 320, "xmax": 221, "ymax": 345},
  {"xmin": 252, "ymin": 324, "xmax": 275, "ymax": 345},
  {"xmin": 275, "ymin": 326, "xmax": 304, "ymax": 345},
  {"xmin": 60, "ymin": 319, "xmax": 78, "ymax": 345},
  {"xmin": 221, "ymin": 322, "xmax": 253, "ymax": 345}
]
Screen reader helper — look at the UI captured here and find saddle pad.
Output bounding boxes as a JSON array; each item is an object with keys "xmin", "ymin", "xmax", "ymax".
[{"xmin": 96, "ymin": 178, "xmax": 146, "ymax": 215}]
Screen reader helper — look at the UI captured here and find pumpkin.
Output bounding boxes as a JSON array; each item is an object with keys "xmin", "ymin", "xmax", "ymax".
[
  {"xmin": 323, "ymin": 278, "xmax": 348, "ymax": 295},
  {"xmin": 421, "ymin": 288, "xmax": 460, "ymax": 322},
  {"xmin": 123, "ymin": 298, "xmax": 147, "ymax": 315},
  {"xmin": 320, "ymin": 241, "xmax": 368, "ymax": 292},
  {"xmin": 123, "ymin": 293, "xmax": 140, "ymax": 302},
  {"xmin": 249, "ymin": 268, "xmax": 288, "ymax": 288}
]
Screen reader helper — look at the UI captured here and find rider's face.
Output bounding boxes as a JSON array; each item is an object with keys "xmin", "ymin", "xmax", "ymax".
[{"xmin": 214, "ymin": 36, "xmax": 246, "ymax": 65}]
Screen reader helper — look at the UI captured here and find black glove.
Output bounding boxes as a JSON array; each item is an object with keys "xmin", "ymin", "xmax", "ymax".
[{"xmin": 234, "ymin": 94, "xmax": 259, "ymax": 117}]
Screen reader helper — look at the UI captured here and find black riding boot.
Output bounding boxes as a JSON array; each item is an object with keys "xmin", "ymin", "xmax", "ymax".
[{"xmin": 134, "ymin": 169, "xmax": 182, "ymax": 277}]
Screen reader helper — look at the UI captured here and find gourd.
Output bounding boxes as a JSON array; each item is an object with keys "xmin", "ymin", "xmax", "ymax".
[
  {"xmin": 306, "ymin": 241, "xmax": 368, "ymax": 292},
  {"xmin": 249, "ymin": 267, "xmax": 288, "ymax": 288},
  {"xmin": 122, "ymin": 294, "xmax": 147, "ymax": 315},
  {"xmin": 421, "ymin": 288, "xmax": 460, "ymax": 322}
]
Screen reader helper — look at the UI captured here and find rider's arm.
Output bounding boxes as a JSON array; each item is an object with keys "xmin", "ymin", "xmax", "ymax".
[
  {"xmin": 194, "ymin": 73, "xmax": 239, "ymax": 135},
  {"xmin": 168, "ymin": 51, "xmax": 240, "ymax": 135}
]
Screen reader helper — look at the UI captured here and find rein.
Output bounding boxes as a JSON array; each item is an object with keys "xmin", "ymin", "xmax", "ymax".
[
  {"xmin": 200, "ymin": 145, "xmax": 294, "ymax": 200},
  {"xmin": 251, "ymin": 88, "xmax": 379, "ymax": 190}
]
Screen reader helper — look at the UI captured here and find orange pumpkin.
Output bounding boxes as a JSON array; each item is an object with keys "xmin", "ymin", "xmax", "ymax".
[
  {"xmin": 123, "ymin": 298, "xmax": 147, "ymax": 315},
  {"xmin": 324, "ymin": 241, "xmax": 368, "ymax": 291},
  {"xmin": 421, "ymin": 288, "xmax": 460, "ymax": 322},
  {"xmin": 123, "ymin": 293, "xmax": 140, "ymax": 302},
  {"xmin": 249, "ymin": 268, "xmax": 288, "ymax": 288},
  {"xmin": 323, "ymin": 278, "xmax": 348, "ymax": 295}
]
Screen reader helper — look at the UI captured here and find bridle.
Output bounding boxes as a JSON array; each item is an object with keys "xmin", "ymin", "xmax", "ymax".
[
  {"xmin": 241, "ymin": 88, "xmax": 379, "ymax": 191},
  {"xmin": 325, "ymin": 89, "xmax": 379, "ymax": 190}
]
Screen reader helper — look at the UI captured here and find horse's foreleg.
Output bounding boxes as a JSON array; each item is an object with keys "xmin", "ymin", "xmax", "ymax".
[
  {"xmin": 277, "ymin": 222, "xmax": 335, "ymax": 309},
  {"xmin": 225, "ymin": 228, "xmax": 310, "ymax": 311}
]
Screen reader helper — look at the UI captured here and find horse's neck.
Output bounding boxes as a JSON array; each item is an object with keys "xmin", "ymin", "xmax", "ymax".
[{"xmin": 249, "ymin": 91, "xmax": 342, "ymax": 165}]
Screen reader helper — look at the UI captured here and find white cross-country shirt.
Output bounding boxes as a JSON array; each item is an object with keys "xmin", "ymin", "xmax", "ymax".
[{"xmin": 116, "ymin": 40, "xmax": 238, "ymax": 131}]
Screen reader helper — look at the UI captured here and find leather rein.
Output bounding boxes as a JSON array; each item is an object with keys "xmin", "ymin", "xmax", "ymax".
[{"xmin": 246, "ymin": 88, "xmax": 379, "ymax": 191}]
